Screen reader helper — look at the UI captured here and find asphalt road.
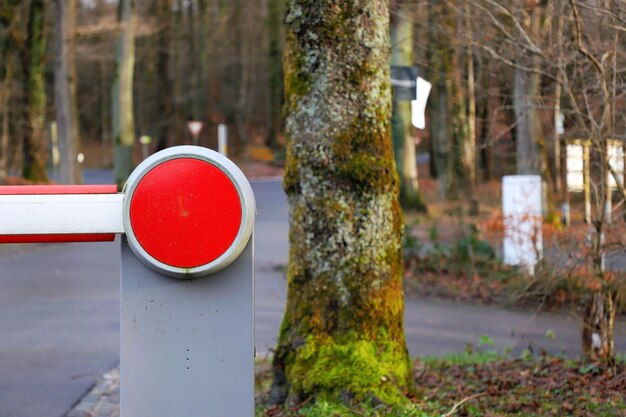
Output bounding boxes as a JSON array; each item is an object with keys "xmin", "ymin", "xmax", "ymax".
[{"xmin": 0, "ymin": 170, "xmax": 624, "ymax": 417}]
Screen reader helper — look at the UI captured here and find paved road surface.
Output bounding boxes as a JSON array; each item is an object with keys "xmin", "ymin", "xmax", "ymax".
[{"xmin": 0, "ymin": 170, "xmax": 624, "ymax": 417}]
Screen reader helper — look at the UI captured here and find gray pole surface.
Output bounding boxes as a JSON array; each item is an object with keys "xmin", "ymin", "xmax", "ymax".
[{"xmin": 120, "ymin": 239, "xmax": 254, "ymax": 417}]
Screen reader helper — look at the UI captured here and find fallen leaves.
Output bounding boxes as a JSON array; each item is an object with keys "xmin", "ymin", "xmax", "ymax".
[{"xmin": 414, "ymin": 356, "xmax": 626, "ymax": 416}]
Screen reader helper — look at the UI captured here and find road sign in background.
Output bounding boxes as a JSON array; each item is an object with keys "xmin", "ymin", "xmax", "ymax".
[{"xmin": 390, "ymin": 65, "xmax": 419, "ymax": 101}]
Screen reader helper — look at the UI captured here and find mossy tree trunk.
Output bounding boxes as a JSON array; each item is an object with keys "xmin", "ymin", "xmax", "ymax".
[
  {"xmin": 269, "ymin": 0, "xmax": 411, "ymax": 407},
  {"xmin": 112, "ymin": 0, "xmax": 135, "ymax": 189},
  {"xmin": 391, "ymin": 0, "xmax": 425, "ymax": 212},
  {"xmin": 21, "ymin": 0, "xmax": 48, "ymax": 183}
]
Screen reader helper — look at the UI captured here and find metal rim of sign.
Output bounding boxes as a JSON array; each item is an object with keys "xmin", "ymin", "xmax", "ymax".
[{"xmin": 122, "ymin": 145, "xmax": 255, "ymax": 279}]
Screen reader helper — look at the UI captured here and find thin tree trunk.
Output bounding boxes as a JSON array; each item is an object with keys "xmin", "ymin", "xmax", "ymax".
[
  {"xmin": 477, "ymin": 57, "xmax": 493, "ymax": 182},
  {"xmin": 156, "ymin": 0, "xmax": 173, "ymax": 151},
  {"xmin": 21, "ymin": 0, "xmax": 48, "ymax": 183},
  {"xmin": 0, "ymin": 91, "xmax": 9, "ymax": 179},
  {"xmin": 448, "ymin": 38, "xmax": 468, "ymax": 199},
  {"xmin": 582, "ymin": 289, "xmax": 617, "ymax": 367},
  {"xmin": 429, "ymin": 1, "xmax": 468, "ymax": 200},
  {"xmin": 0, "ymin": 59, "xmax": 11, "ymax": 178},
  {"xmin": 187, "ymin": 1, "xmax": 200, "ymax": 120},
  {"xmin": 112, "ymin": 0, "xmax": 135, "ymax": 189},
  {"xmin": 427, "ymin": 1, "xmax": 451, "ymax": 196},
  {"xmin": 270, "ymin": 0, "xmax": 410, "ymax": 406},
  {"xmin": 197, "ymin": 0, "xmax": 209, "ymax": 121},
  {"xmin": 266, "ymin": 0, "xmax": 284, "ymax": 149},
  {"xmin": 513, "ymin": 4, "xmax": 556, "ymax": 220},
  {"xmin": 391, "ymin": 0, "xmax": 424, "ymax": 211},
  {"xmin": 54, "ymin": 0, "xmax": 82, "ymax": 184},
  {"xmin": 513, "ymin": 66, "xmax": 542, "ymax": 175},
  {"xmin": 464, "ymin": 0, "xmax": 476, "ymax": 190},
  {"xmin": 391, "ymin": 0, "xmax": 425, "ymax": 211},
  {"xmin": 513, "ymin": 6, "xmax": 543, "ymax": 176}
]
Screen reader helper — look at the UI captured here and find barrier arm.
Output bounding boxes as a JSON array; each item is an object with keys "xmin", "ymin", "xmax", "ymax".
[{"xmin": 0, "ymin": 185, "xmax": 122, "ymax": 243}]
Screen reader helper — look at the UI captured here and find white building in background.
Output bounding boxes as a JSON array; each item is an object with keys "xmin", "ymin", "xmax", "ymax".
[{"xmin": 567, "ymin": 139, "xmax": 625, "ymax": 192}]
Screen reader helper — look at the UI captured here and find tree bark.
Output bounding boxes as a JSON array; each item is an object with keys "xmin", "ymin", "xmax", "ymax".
[
  {"xmin": 0, "ymin": 48, "xmax": 12, "ymax": 178},
  {"xmin": 21, "ymin": 0, "xmax": 48, "ymax": 183},
  {"xmin": 270, "ymin": 0, "xmax": 410, "ymax": 406},
  {"xmin": 513, "ymin": 4, "xmax": 555, "ymax": 220},
  {"xmin": 427, "ymin": 1, "xmax": 468, "ymax": 200},
  {"xmin": 112, "ymin": 0, "xmax": 135, "ymax": 189},
  {"xmin": 54, "ymin": 0, "xmax": 82, "ymax": 184},
  {"xmin": 464, "ymin": 0, "xmax": 476, "ymax": 190},
  {"xmin": 477, "ymin": 57, "xmax": 493, "ymax": 182},
  {"xmin": 582, "ymin": 289, "xmax": 617, "ymax": 368},
  {"xmin": 267, "ymin": 0, "xmax": 285, "ymax": 149},
  {"xmin": 0, "ymin": 79, "xmax": 9, "ymax": 178},
  {"xmin": 427, "ymin": 1, "xmax": 451, "ymax": 196},
  {"xmin": 391, "ymin": 0, "xmax": 425, "ymax": 212},
  {"xmin": 513, "ymin": 7, "xmax": 544, "ymax": 176},
  {"xmin": 155, "ymin": 0, "xmax": 173, "ymax": 151}
]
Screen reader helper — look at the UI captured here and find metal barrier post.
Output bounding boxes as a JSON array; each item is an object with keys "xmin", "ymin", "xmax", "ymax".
[{"xmin": 0, "ymin": 146, "xmax": 256, "ymax": 417}]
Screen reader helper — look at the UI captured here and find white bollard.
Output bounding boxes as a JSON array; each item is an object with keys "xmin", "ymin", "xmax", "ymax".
[
  {"xmin": 502, "ymin": 175, "xmax": 542, "ymax": 275},
  {"xmin": 218, "ymin": 123, "xmax": 228, "ymax": 156}
]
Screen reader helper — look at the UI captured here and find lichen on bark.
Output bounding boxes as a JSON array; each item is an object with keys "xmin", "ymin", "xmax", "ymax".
[{"xmin": 270, "ymin": 0, "xmax": 411, "ymax": 407}]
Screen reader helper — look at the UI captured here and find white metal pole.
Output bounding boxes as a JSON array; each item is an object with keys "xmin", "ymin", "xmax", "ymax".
[{"xmin": 218, "ymin": 124, "xmax": 228, "ymax": 156}]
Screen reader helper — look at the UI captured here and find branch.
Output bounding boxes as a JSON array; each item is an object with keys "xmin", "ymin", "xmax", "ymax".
[
  {"xmin": 480, "ymin": 0, "xmax": 543, "ymax": 55},
  {"xmin": 568, "ymin": 0, "xmax": 611, "ymax": 129},
  {"xmin": 441, "ymin": 393, "xmax": 486, "ymax": 417},
  {"xmin": 470, "ymin": 0, "xmax": 544, "ymax": 58},
  {"xmin": 609, "ymin": 164, "xmax": 626, "ymax": 201},
  {"xmin": 473, "ymin": 41, "xmax": 556, "ymax": 81}
]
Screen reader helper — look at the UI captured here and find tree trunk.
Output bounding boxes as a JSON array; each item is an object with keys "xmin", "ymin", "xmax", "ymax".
[
  {"xmin": 270, "ymin": 0, "xmax": 411, "ymax": 406},
  {"xmin": 513, "ymin": 65, "xmax": 543, "ymax": 175},
  {"xmin": 156, "ymin": 0, "xmax": 173, "ymax": 151},
  {"xmin": 513, "ymin": 5, "xmax": 542, "ymax": 176},
  {"xmin": 54, "ymin": 0, "xmax": 82, "ymax": 184},
  {"xmin": 465, "ymin": 0, "xmax": 476, "ymax": 190},
  {"xmin": 112, "ymin": 0, "xmax": 135, "ymax": 189},
  {"xmin": 0, "ymin": 85, "xmax": 9, "ymax": 179},
  {"xmin": 197, "ymin": 0, "xmax": 210, "ymax": 121},
  {"xmin": 427, "ymin": 1, "xmax": 451, "ymax": 196},
  {"xmin": 21, "ymin": 0, "xmax": 49, "ymax": 183},
  {"xmin": 391, "ymin": 0, "xmax": 425, "ymax": 211},
  {"xmin": 477, "ymin": 57, "xmax": 493, "ymax": 182},
  {"xmin": 187, "ymin": 1, "xmax": 201, "ymax": 121},
  {"xmin": 267, "ymin": 0, "xmax": 284, "ymax": 149},
  {"xmin": 513, "ymin": 4, "xmax": 556, "ymax": 220},
  {"xmin": 0, "ymin": 52, "xmax": 12, "ymax": 178},
  {"xmin": 427, "ymin": 1, "xmax": 468, "ymax": 200},
  {"xmin": 582, "ymin": 289, "xmax": 617, "ymax": 367}
]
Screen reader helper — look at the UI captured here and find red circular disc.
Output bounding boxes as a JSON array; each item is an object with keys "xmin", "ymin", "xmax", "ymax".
[{"xmin": 129, "ymin": 158, "xmax": 242, "ymax": 268}]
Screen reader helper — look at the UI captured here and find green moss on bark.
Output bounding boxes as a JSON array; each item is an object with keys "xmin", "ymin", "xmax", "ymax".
[{"xmin": 287, "ymin": 331, "xmax": 411, "ymax": 405}]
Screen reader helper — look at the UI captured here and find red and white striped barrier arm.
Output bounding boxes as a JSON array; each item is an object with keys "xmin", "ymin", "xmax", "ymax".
[{"xmin": 0, "ymin": 185, "xmax": 122, "ymax": 243}]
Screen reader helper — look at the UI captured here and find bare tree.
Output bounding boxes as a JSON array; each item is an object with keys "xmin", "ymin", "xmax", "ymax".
[{"xmin": 470, "ymin": 0, "xmax": 625, "ymax": 367}]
